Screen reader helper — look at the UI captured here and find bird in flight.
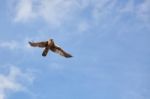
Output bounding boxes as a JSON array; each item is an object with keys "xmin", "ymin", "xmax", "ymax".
[{"xmin": 29, "ymin": 39, "xmax": 72, "ymax": 58}]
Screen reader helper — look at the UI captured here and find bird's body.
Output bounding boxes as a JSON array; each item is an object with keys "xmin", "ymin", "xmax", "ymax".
[{"xmin": 29, "ymin": 39, "xmax": 72, "ymax": 58}]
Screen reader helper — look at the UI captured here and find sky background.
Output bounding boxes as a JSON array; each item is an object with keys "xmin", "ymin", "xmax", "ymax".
[{"xmin": 0, "ymin": 0, "xmax": 150, "ymax": 99}]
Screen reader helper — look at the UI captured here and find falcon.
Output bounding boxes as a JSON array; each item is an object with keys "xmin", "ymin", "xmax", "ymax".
[{"xmin": 29, "ymin": 39, "xmax": 72, "ymax": 58}]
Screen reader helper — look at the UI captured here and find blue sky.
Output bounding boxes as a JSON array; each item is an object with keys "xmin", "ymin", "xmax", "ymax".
[{"xmin": 0, "ymin": 0, "xmax": 150, "ymax": 99}]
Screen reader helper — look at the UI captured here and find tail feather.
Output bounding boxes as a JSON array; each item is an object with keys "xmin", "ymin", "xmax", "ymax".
[{"xmin": 42, "ymin": 48, "xmax": 49, "ymax": 57}]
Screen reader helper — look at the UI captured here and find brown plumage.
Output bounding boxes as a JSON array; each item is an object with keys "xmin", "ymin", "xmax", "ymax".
[{"xmin": 29, "ymin": 39, "xmax": 72, "ymax": 58}]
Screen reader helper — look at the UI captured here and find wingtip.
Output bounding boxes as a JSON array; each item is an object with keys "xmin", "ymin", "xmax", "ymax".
[
  {"xmin": 28, "ymin": 41, "xmax": 32, "ymax": 44},
  {"xmin": 28, "ymin": 41, "xmax": 34, "ymax": 46},
  {"xmin": 66, "ymin": 55, "xmax": 73, "ymax": 58}
]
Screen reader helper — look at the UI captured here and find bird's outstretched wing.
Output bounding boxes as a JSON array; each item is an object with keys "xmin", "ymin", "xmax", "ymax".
[
  {"xmin": 29, "ymin": 41, "xmax": 47, "ymax": 48},
  {"xmin": 52, "ymin": 45, "xmax": 72, "ymax": 58}
]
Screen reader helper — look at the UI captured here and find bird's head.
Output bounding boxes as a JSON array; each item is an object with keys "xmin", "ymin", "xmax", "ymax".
[
  {"xmin": 48, "ymin": 39, "xmax": 53, "ymax": 44},
  {"xmin": 48, "ymin": 38, "xmax": 53, "ymax": 41},
  {"xmin": 51, "ymin": 39, "xmax": 54, "ymax": 41}
]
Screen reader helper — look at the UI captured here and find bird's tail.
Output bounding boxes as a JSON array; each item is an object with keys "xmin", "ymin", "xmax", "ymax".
[{"xmin": 42, "ymin": 47, "xmax": 49, "ymax": 57}]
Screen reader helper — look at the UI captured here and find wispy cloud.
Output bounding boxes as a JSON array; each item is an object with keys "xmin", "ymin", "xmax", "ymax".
[
  {"xmin": 12, "ymin": 0, "xmax": 78, "ymax": 26},
  {"xmin": 48, "ymin": 62, "xmax": 64, "ymax": 71},
  {"xmin": 38, "ymin": 0, "xmax": 77, "ymax": 26},
  {"xmin": 10, "ymin": 0, "xmax": 150, "ymax": 28},
  {"xmin": 77, "ymin": 21, "xmax": 90, "ymax": 32},
  {"xmin": 11, "ymin": 0, "xmax": 115, "ymax": 25},
  {"xmin": 120, "ymin": 0, "xmax": 150, "ymax": 22},
  {"xmin": 0, "ymin": 41, "xmax": 18, "ymax": 50},
  {"xmin": 0, "ymin": 65, "xmax": 35, "ymax": 99},
  {"xmin": 14, "ymin": 0, "xmax": 35, "ymax": 22},
  {"xmin": 136, "ymin": 0, "xmax": 150, "ymax": 22},
  {"xmin": 0, "ymin": 39, "xmax": 32, "ymax": 51}
]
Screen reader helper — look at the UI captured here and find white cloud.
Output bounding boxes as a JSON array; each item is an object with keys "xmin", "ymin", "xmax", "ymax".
[
  {"xmin": 0, "ymin": 41, "xmax": 18, "ymax": 50},
  {"xmin": 0, "ymin": 39, "xmax": 33, "ymax": 51},
  {"xmin": 48, "ymin": 63, "xmax": 64, "ymax": 71},
  {"xmin": 77, "ymin": 21, "xmax": 90, "ymax": 32},
  {"xmin": 14, "ymin": 0, "xmax": 35, "ymax": 22},
  {"xmin": 13, "ymin": 0, "xmax": 79, "ymax": 25},
  {"xmin": 11, "ymin": 0, "xmax": 150, "ymax": 27},
  {"xmin": 11, "ymin": 0, "xmax": 118, "ymax": 27},
  {"xmin": 136, "ymin": 0, "xmax": 150, "ymax": 22},
  {"xmin": 0, "ymin": 65, "xmax": 35, "ymax": 99},
  {"xmin": 88, "ymin": 0, "xmax": 116, "ymax": 21},
  {"xmin": 38, "ymin": 0, "xmax": 77, "ymax": 26},
  {"xmin": 120, "ymin": 0, "xmax": 150, "ymax": 22}
]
